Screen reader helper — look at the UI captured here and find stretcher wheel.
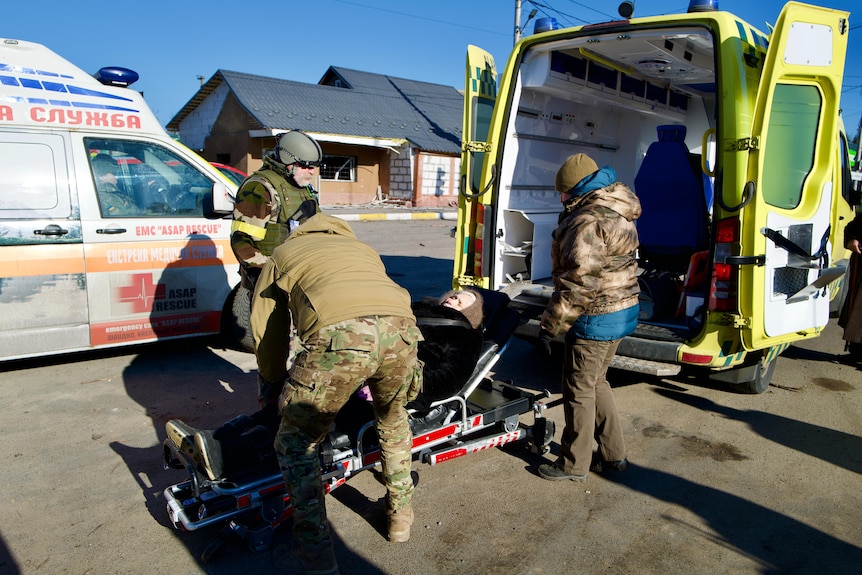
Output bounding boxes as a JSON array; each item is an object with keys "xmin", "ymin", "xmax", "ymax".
[
  {"xmin": 200, "ymin": 526, "xmax": 233, "ymax": 564},
  {"xmin": 502, "ymin": 414, "xmax": 519, "ymax": 433}
]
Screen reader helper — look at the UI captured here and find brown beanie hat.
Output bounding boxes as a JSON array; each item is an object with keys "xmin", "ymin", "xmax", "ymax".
[
  {"xmin": 555, "ymin": 153, "xmax": 599, "ymax": 194},
  {"xmin": 439, "ymin": 289, "xmax": 485, "ymax": 329}
]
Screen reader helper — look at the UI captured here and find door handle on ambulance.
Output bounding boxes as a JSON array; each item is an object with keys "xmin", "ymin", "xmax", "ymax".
[
  {"xmin": 96, "ymin": 228, "xmax": 128, "ymax": 234},
  {"xmin": 33, "ymin": 224, "xmax": 69, "ymax": 237}
]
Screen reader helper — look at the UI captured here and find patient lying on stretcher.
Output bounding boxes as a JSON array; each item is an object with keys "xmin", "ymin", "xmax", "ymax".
[{"xmin": 166, "ymin": 289, "xmax": 485, "ymax": 481}]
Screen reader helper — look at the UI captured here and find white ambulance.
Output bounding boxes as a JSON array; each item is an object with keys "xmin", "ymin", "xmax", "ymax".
[{"xmin": 0, "ymin": 38, "xmax": 240, "ymax": 362}]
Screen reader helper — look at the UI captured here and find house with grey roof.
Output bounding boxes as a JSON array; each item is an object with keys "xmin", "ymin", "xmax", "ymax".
[{"xmin": 167, "ymin": 66, "xmax": 464, "ymax": 207}]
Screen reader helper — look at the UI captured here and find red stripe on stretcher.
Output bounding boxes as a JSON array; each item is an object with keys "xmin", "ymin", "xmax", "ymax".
[
  {"xmin": 363, "ymin": 451, "xmax": 381, "ymax": 466},
  {"xmin": 434, "ymin": 448, "xmax": 468, "ymax": 463},
  {"xmin": 236, "ymin": 482, "xmax": 287, "ymax": 509},
  {"xmin": 260, "ymin": 484, "xmax": 284, "ymax": 496},
  {"xmin": 428, "ymin": 430, "xmax": 525, "ymax": 464},
  {"xmin": 412, "ymin": 424, "xmax": 459, "ymax": 447},
  {"xmin": 325, "ymin": 478, "xmax": 346, "ymax": 493}
]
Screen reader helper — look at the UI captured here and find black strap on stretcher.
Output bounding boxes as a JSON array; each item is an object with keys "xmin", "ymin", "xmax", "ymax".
[{"xmin": 416, "ymin": 317, "xmax": 473, "ymax": 330}]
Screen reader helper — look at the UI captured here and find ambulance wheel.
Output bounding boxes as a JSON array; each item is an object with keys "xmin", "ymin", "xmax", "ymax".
[
  {"xmin": 224, "ymin": 285, "xmax": 254, "ymax": 353},
  {"xmin": 740, "ymin": 354, "xmax": 777, "ymax": 395}
]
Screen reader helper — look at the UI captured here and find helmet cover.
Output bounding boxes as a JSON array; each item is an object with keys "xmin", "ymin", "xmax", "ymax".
[{"xmin": 274, "ymin": 130, "xmax": 322, "ymax": 166}]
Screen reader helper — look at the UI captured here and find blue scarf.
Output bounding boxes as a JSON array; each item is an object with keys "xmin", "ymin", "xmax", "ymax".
[{"xmin": 570, "ymin": 166, "xmax": 616, "ymax": 198}]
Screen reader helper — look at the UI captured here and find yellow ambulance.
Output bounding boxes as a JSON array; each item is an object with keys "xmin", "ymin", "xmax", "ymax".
[
  {"xmin": 454, "ymin": 1, "xmax": 856, "ymax": 392},
  {"xmin": 0, "ymin": 38, "xmax": 241, "ymax": 362}
]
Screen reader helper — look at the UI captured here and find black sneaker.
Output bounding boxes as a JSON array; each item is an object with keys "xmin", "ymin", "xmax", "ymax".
[
  {"xmin": 194, "ymin": 430, "xmax": 224, "ymax": 480},
  {"xmin": 409, "ymin": 405, "xmax": 453, "ymax": 434},
  {"xmin": 590, "ymin": 457, "xmax": 629, "ymax": 473}
]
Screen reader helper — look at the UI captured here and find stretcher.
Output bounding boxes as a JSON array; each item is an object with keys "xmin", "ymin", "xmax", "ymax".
[{"xmin": 161, "ymin": 288, "xmax": 554, "ymax": 563}]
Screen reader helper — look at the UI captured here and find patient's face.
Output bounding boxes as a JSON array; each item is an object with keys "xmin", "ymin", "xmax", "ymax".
[{"xmin": 442, "ymin": 291, "xmax": 476, "ymax": 312}]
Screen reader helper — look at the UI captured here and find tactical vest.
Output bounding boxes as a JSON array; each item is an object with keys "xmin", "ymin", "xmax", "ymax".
[{"xmin": 248, "ymin": 169, "xmax": 318, "ymax": 256}]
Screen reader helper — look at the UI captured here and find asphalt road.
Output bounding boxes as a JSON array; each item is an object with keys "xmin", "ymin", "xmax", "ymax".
[{"xmin": 0, "ymin": 219, "xmax": 860, "ymax": 575}]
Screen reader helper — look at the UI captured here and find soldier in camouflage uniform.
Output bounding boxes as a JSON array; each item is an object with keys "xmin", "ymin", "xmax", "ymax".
[
  {"xmin": 230, "ymin": 130, "xmax": 322, "ymax": 285},
  {"xmin": 251, "ymin": 212, "xmax": 422, "ymax": 575},
  {"xmin": 92, "ymin": 153, "xmax": 139, "ymax": 216},
  {"xmin": 537, "ymin": 153, "xmax": 641, "ymax": 484}
]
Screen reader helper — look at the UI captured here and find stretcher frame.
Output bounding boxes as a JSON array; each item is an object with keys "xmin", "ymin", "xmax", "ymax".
[{"xmin": 161, "ymin": 290, "xmax": 554, "ymax": 562}]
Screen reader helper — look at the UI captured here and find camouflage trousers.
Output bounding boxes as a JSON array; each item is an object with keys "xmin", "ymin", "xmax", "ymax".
[{"xmin": 274, "ymin": 315, "xmax": 422, "ymax": 545}]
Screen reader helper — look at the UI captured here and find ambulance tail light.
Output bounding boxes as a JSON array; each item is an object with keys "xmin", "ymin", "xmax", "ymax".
[
  {"xmin": 680, "ymin": 352, "xmax": 714, "ymax": 364},
  {"xmin": 709, "ymin": 217, "xmax": 739, "ymax": 312}
]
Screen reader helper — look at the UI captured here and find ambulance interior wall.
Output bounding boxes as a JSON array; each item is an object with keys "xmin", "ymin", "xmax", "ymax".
[{"xmin": 493, "ymin": 79, "xmax": 713, "ymax": 288}]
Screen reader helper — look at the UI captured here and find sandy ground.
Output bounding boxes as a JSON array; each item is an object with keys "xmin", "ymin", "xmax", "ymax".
[{"xmin": 0, "ymin": 219, "xmax": 859, "ymax": 574}]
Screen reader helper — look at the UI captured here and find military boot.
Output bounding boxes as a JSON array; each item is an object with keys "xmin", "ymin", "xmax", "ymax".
[
  {"xmin": 272, "ymin": 539, "xmax": 339, "ymax": 575},
  {"xmin": 165, "ymin": 419, "xmax": 199, "ymax": 459},
  {"xmin": 387, "ymin": 506, "xmax": 413, "ymax": 543}
]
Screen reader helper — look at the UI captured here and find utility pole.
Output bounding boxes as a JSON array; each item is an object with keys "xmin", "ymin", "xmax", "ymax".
[
  {"xmin": 514, "ymin": 0, "xmax": 522, "ymax": 45},
  {"xmin": 514, "ymin": 0, "xmax": 538, "ymax": 45}
]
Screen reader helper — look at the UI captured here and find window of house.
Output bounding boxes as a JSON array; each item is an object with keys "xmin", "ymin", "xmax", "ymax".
[{"xmin": 321, "ymin": 155, "xmax": 356, "ymax": 182}]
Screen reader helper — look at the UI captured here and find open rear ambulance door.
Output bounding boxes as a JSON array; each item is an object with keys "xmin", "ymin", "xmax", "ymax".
[
  {"xmin": 455, "ymin": 45, "xmax": 497, "ymax": 287},
  {"xmin": 738, "ymin": 2, "xmax": 849, "ymax": 351}
]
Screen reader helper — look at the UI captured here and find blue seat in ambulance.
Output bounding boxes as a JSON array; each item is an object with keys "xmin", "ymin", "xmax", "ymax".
[{"xmin": 634, "ymin": 125, "xmax": 710, "ymax": 269}]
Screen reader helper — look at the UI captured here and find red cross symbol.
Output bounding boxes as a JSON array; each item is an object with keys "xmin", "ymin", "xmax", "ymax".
[{"xmin": 117, "ymin": 273, "xmax": 166, "ymax": 313}]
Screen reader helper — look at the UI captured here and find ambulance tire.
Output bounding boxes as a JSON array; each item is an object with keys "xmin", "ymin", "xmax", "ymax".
[
  {"xmin": 224, "ymin": 284, "xmax": 254, "ymax": 353},
  {"xmin": 740, "ymin": 354, "xmax": 777, "ymax": 395}
]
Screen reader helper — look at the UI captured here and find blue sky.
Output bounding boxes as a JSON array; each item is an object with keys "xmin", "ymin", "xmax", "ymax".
[{"xmin": 3, "ymin": 0, "xmax": 860, "ymax": 138}]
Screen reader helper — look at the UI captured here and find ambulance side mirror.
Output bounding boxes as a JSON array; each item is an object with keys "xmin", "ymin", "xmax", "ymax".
[{"xmin": 205, "ymin": 181, "xmax": 235, "ymax": 218}]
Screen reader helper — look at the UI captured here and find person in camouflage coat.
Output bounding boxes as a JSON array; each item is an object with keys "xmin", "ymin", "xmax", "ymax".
[
  {"xmin": 251, "ymin": 212, "xmax": 423, "ymax": 574},
  {"xmin": 230, "ymin": 130, "xmax": 322, "ymax": 290},
  {"xmin": 538, "ymin": 153, "xmax": 641, "ymax": 484}
]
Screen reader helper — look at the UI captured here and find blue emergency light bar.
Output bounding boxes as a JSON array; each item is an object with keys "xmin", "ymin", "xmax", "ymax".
[
  {"xmin": 94, "ymin": 66, "xmax": 139, "ymax": 87},
  {"xmin": 534, "ymin": 17, "xmax": 562, "ymax": 34},
  {"xmin": 688, "ymin": 0, "xmax": 718, "ymax": 12}
]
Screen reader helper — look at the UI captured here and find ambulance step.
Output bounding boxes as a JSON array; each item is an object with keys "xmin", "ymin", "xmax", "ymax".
[{"xmin": 610, "ymin": 355, "xmax": 681, "ymax": 376}]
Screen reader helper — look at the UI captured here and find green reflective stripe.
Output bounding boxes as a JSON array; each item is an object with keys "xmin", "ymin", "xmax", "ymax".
[{"xmin": 231, "ymin": 219, "xmax": 267, "ymax": 239}]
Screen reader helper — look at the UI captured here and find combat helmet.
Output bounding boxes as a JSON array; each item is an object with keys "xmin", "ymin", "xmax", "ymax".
[{"xmin": 272, "ymin": 130, "xmax": 322, "ymax": 167}]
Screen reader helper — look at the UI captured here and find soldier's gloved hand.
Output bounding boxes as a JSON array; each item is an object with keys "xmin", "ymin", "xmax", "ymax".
[
  {"xmin": 537, "ymin": 328, "xmax": 555, "ymax": 357},
  {"xmin": 257, "ymin": 373, "xmax": 283, "ymax": 410}
]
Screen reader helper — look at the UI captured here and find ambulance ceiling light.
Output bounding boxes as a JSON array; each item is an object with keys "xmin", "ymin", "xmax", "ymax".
[{"xmin": 94, "ymin": 66, "xmax": 139, "ymax": 88}]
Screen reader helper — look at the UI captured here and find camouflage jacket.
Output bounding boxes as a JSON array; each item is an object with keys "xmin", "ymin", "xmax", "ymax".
[
  {"xmin": 230, "ymin": 156, "xmax": 319, "ymax": 274},
  {"xmin": 540, "ymin": 181, "xmax": 641, "ymax": 337},
  {"xmin": 251, "ymin": 213, "xmax": 418, "ymax": 384},
  {"xmin": 98, "ymin": 182, "xmax": 139, "ymax": 217}
]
